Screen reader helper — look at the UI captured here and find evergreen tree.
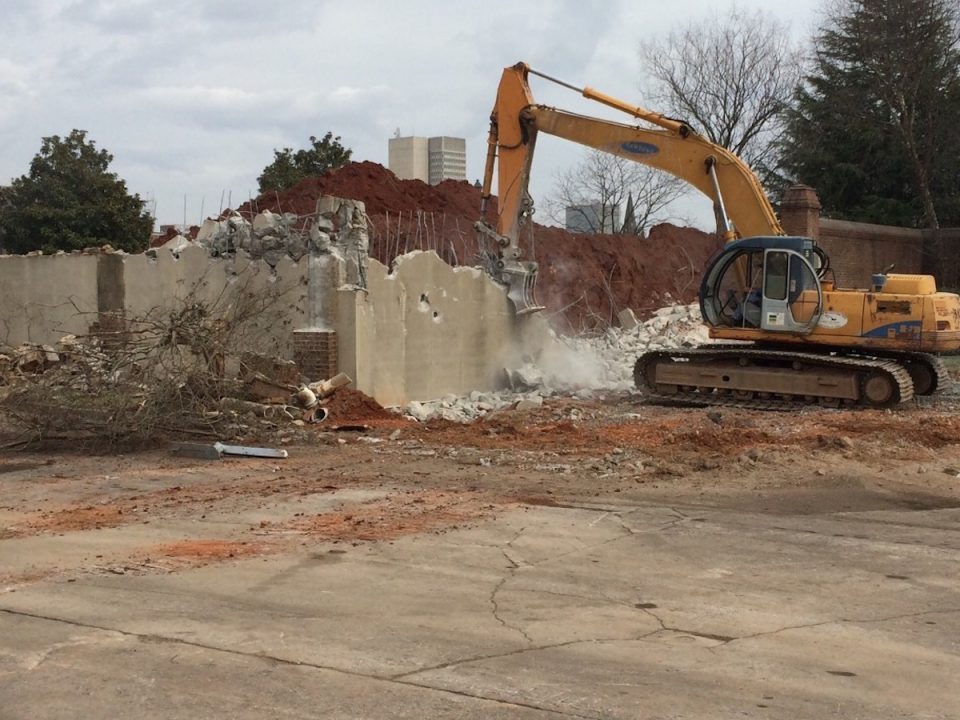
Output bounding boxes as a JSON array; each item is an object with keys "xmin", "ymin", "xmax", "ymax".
[
  {"xmin": 257, "ymin": 132, "xmax": 352, "ymax": 194},
  {"xmin": 781, "ymin": 0, "xmax": 960, "ymax": 228},
  {"xmin": 0, "ymin": 130, "xmax": 153, "ymax": 254}
]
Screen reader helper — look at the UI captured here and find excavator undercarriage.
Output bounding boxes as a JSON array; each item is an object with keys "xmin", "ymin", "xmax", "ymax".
[{"xmin": 635, "ymin": 347, "xmax": 949, "ymax": 410}]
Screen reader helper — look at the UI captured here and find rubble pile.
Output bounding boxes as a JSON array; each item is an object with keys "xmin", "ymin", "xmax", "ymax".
[
  {"xmin": 151, "ymin": 197, "xmax": 371, "ymax": 285},
  {"xmin": 400, "ymin": 301, "xmax": 710, "ymax": 422},
  {"xmin": 599, "ymin": 301, "xmax": 711, "ymax": 381}
]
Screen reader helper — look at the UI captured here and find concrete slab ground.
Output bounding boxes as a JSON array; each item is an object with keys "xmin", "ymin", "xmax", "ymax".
[{"xmin": 2, "ymin": 497, "xmax": 959, "ymax": 719}]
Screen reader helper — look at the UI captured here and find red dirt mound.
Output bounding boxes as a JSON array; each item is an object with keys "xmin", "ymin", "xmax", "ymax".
[
  {"xmin": 238, "ymin": 161, "xmax": 485, "ymax": 219},
  {"xmin": 236, "ymin": 162, "xmax": 722, "ymax": 331},
  {"xmin": 323, "ymin": 387, "xmax": 395, "ymax": 423}
]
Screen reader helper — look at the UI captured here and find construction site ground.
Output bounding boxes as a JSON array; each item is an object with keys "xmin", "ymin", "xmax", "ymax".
[{"xmin": 2, "ymin": 394, "xmax": 960, "ymax": 719}]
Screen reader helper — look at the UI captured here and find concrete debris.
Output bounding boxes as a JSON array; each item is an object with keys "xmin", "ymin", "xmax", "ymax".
[
  {"xmin": 515, "ymin": 396, "xmax": 544, "ymax": 412},
  {"xmin": 291, "ymin": 372, "xmax": 353, "ymax": 424},
  {"xmin": 186, "ymin": 196, "xmax": 369, "ymax": 285},
  {"xmin": 617, "ymin": 308, "xmax": 639, "ymax": 330},
  {"xmin": 399, "ymin": 302, "xmax": 712, "ymax": 423},
  {"xmin": 158, "ymin": 234, "xmax": 197, "ymax": 253},
  {"xmin": 1, "ymin": 343, "xmax": 63, "ymax": 376},
  {"xmin": 247, "ymin": 374, "xmax": 297, "ymax": 404}
]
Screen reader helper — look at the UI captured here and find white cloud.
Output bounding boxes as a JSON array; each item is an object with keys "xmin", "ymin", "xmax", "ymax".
[
  {"xmin": 137, "ymin": 85, "xmax": 261, "ymax": 108},
  {"xmin": 0, "ymin": 0, "xmax": 820, "ymax": 230}
]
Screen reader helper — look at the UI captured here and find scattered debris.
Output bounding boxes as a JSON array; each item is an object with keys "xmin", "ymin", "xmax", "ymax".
[
  {"xmin": 0, "ymin": 311, "xmax": 367, "ymax": 450},
  {"xmin": 399, "ymin": 301, "xmax": 713, "ymax": 423}
]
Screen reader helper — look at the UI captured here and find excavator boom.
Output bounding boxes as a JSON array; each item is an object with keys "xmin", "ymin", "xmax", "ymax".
[{"xmin": 480, "ymin": 62, "xmax": 783, "ymax": 258}]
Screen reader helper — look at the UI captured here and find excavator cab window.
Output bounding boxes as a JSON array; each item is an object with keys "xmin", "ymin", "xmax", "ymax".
[
  {"xmin": 701, "ymin": 241, "xmax": 822, "ymax": 333},
  {"xmin": 704, "ymin": 249, "xmax": 764, "ymax": 328},
  {"xmin": 760, "ymin": 249, "xmax": 822, "ymax": 332},
  {"xmin": 763, "ymin": 252, "xmax": 788, "ymax": 301}
]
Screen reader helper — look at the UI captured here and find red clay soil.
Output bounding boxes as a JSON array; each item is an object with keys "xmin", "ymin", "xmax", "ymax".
[
  {"xmin": 271, "ymin": 489, "xmax": 496, "ymax": 542},
  {"xmin": 415, "ymin": 405, "xmax": 960, "ymax": 459},
  {"xmin": 322, "ymin": 387, "xmax": 395, "ymax": 422},
  {"xmin": 146, "ymin": 539, "xmax": 266, "ymax": 560},
  {"xmin": 238, "ymin": 161, "xmax": 484, "ymax": 219},
  {"xmin": 233, "ymin": 162, "xmax": 722, "ymax": 331}
]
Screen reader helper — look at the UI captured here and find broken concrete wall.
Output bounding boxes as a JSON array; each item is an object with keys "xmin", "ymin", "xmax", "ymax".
[
  {"xmin": 0, "ymin": 246, "xmax": 520, "ymax": 407},
  {"xmin": 337, "ymin": 251, "xmax": 515, "ymax": 406},
  {"xmin": 0, "ymin": 253, "xmax": 99, "ymax": 345},
  {"xmin": 0, "ymin": 194, "xmax": 526, "ymax": 406}
]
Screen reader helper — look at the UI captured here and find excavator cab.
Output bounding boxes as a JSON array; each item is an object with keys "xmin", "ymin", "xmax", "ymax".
[{"xmin": 700, "ymin": 237, "xmax": 823, "ymax": 334}]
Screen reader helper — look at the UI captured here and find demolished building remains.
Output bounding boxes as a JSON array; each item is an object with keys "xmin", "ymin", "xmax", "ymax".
[{"xmin": 0, "ymin": 162, "xmax": 722, "ymax": 415}]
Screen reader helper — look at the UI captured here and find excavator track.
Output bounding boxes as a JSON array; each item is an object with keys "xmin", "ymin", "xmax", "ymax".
[
  {"xmin": 634, "ymin": 346, "xmax": 915, "ymax": 410},
  {"xmin": 870, "ymin": 351, "xmax": 950, "ymax": 396}
]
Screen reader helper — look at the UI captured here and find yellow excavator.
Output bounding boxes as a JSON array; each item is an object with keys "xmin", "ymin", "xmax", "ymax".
[{"xmin": 478, "ymin": 62, "xmax": 960, "ymax": 409}]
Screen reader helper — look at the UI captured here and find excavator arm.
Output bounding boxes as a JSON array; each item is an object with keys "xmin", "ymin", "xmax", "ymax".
[{"xmin": 478, "ymin": 62, "xmax": 783, "ymax": 312}]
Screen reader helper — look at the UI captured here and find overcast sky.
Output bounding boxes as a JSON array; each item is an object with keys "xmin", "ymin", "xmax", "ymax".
[{"xmin": 0, "ymin": 0, "xmax": 823, "ymax": 230}]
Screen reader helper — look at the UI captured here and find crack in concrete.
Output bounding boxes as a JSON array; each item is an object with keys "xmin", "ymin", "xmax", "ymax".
[
  {"xmin": 488, "ymin": 527, "xmax": 534, "ymax": 644},
  {"xmin": 489, "ymin": 576, "xmax": 534, "ymax": 644},
  {"xmin": 0, "ymin": 606, "xmax": 588, "ymax": 718},
  {"xmin": 501, "ymin": 548, "xmax": 522, "ymax": 570},
  {"xmin": 633, "ymin": 602, "xmax": 960, "ymax": 650},
  {"xmin": 390, "ymin": 630, "xmax": 663, "ymax": 682},
  {"xmin": 523, "ymin": 517, "xmax": 638, "ymax": 569}
]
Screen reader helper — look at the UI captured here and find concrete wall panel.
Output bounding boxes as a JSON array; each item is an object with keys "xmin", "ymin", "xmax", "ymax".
[
  {"xmin": 390, "ymin": 251, "xmax": 513, "ymax": 402},
  {"xmin": 120, "ymin": 248, "xmax": 308, "ymax": 359},
  {"xmin": 0, "ymin": 254, "xmax": 99, "ymax": 345}
]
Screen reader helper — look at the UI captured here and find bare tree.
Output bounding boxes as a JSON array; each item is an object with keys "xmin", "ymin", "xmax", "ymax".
[
  {"xmin": 639, "ymin": 7, "xmax": 802, "ymax": 178},
  {"xmin": 546, "ymin": 150, "xmax": 687, "ymax": 235}
]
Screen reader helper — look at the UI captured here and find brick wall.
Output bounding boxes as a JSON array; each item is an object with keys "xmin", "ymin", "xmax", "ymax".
[
  {"xmin": 818, "ymin": 219, "xmax": 923, "ymax": 288},
  {"xmin": 779, "ymin": 185, "xmax": 944, "ymax": 290},
  {"xmin": 927, "ymin": 229, "xmax": 960, "ymax": 291},
  {"xmin": 293, "ymin": 329, "xmax": 338, "ymax": 382}
]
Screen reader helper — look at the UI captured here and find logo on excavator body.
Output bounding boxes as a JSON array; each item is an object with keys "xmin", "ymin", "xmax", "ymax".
[{"xmin": 621, "ymin": 141, "xmax": 659, "ymax": 155}]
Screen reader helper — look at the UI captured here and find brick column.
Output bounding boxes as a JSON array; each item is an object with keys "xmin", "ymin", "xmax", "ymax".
[
  {"xmin": 293, "ymin": 329, "xmax": 338, "ymax": 382},
  {"xmin": 780, "ymin": 185, "xmax": 822, "ymax": 239}
]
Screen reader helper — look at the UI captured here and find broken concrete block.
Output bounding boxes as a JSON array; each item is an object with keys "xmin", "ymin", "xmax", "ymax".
[
  {"xmin": 617, "ymin": 308, "xmax": 639, "ymax": 330},
  {"xmin": 316, "ymin": 196, "xmax": 339, "ymax": 217},
  {"xmin": 160, "ymin": 234, "xmax": 193, "ymax": 253},
  {"xmin": 15, "ymin": 346, "xmax": 47, "ymax": 373},
  {"xmin": 253, "ymin": 210, "xmax": 280, "ymax": 235},
  {"xmin": 405, "ymin": 401, "xmax": 432, "ymax": 423},
  {"xmin": 196, "ymin": 218, "xmax": 224, "ymax": 243},
  {"xmin": 246, "ymin": 373, "xmax": 296, "ymax": 404},
  {"xmin": 509, "ymin": 365, "xmax": 543, "ymax": 390},
  {"xmin": 515, "ymin": 396, "xmax": 544, "ymax": 412}
]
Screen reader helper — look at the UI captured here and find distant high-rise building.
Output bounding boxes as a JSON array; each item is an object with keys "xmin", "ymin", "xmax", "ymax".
[
  {"xmin": 565, "ymin": 203, "xmax": 621, "ymax": 234},
  {"xmin": 388, "ymin": 136, "xmax": 430, "ymax": 183},
  {"xmin": 427, "ymin": 137, "xmax": 466, "ymax": 184},
  {"xmin": 388, "ymin": 134, "xmax": 466, "ymax": 184}
]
